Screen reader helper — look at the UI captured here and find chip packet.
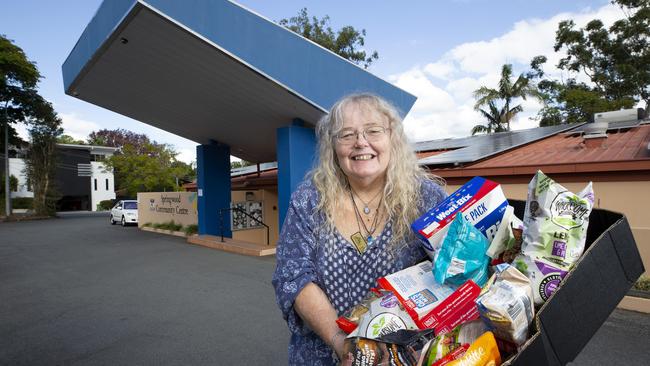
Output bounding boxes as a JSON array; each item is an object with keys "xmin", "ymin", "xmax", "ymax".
[
  {"xmin": 444, "ymin": 331, "xmax": 501, "ymax": 366},
  {"xmin": 521, "ymin": 171, "xmax": 594, "ymax": 270},
  {"xmin": 337, "ymin": 288, "xmax": 386, "ymax": 334},
  {"xmin": 486, "ymin": 205, "xmax": 524, "ymax": 261},
  {"xmin": 344, "ymin": 329, "xmax": 436, "ymax": 366},
  {"xmin": 417, "ymin": 320, "xmax": 488, "ymax": 366},
  {"xmin": 434, "ymin": 213, "xmax": 490, "ymax": 287},
  {"xmin": 476, "ymin": 264, "xmax": 534, "ymax": 346}
]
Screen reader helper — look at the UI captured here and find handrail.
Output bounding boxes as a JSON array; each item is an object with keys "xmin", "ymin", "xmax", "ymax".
[{"xmin": 218, "ymin": 207, "xmax": 270, "ymax": 246}]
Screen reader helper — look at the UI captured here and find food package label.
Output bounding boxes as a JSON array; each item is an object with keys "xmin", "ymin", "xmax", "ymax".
[
  {"xmin": 522, "ymin": 171, "xmax": 594, "ymax": 270},
  {"xmin": 513, "ymin": 254, "xmax": 569, "ymax": 306},
  {"xmin": 349, "ymin": 292, "xmax": 419, "ymax": 339},
  {"xmin": 378, "ymin": 261, "xmax": 480, "ymax": 330},
  {"xmin": 412, "ymin": 177, "xmax": 508, "ymax": 260},
  {"xmin": 444, "ymin": 331, "xmax": 502, "ymax": 366}
]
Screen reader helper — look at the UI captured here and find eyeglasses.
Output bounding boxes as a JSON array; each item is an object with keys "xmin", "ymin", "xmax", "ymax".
[{"xmin": 335, "ymin": 126, "xmax": 390, "ymax": 145}]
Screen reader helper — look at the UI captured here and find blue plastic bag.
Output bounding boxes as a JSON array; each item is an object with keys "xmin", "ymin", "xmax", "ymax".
[{"xmin": 434, "ymin": 212, "xmax": 490, "ymax": 287}]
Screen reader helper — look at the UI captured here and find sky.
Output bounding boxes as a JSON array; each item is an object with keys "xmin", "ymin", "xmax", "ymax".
[{"xmin": 1, "ymin": 0, "xmax": 624, "ymax": 164}]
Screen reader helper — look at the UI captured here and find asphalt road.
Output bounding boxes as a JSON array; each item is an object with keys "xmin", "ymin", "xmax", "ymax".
[{"xmin": 1, "ymin": 214, "xmax": 649, "ymax": 365}]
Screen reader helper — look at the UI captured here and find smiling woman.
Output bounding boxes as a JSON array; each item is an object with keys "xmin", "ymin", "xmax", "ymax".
[{"xmin": 272, "ymin": 93, "xmax": 447, "ymax": 365}]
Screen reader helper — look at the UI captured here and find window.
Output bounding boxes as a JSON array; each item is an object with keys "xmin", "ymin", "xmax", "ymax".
[
  {"xmin": 94, "ymin": 179, "xmax": 97, "ymax": 191},
  {"xmin": 105, "ymin": 179, "xmax": 109, "ymax": 190}
]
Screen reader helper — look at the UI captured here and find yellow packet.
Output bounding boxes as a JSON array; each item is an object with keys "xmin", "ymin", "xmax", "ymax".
[{"xmin": 445, "ymin": 331, "xmax": 501, "ymax": 366}]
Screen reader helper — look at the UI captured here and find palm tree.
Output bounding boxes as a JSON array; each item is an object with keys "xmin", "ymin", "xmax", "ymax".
[
  {"xmin": 471, "ymin": 101, "xmax": 511, "ymax": 135},
  {"xmin": 472, "ymin": 64, "xmax": 543, "ymax": 133}
]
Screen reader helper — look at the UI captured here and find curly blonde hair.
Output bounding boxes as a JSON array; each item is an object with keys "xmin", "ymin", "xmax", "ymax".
[{"xmin": 310, "ymin": 93, "xmax": 444, "ymax": 249}]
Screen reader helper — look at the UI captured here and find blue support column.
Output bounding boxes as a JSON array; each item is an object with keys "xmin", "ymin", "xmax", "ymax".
[
  {"xmin": 277, "ymin": 120, "xmax": 317, "ymax": 228},
  {"xmin": 196, "ymin": 141, "xmax": 231, "ymax": 237}
]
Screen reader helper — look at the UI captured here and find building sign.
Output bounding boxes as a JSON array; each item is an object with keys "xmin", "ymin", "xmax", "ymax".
[
  {"xmin": 231, "ymin": 201, "xmax": 263, "ymax": 231},
  {"xmin": 137, "ymin": 192, "xmax": 198, "ymax": 227}
]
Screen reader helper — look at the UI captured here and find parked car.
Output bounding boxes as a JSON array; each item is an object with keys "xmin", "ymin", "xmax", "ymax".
[{"xmin": 110, "ymin": 200, "xmax": 138, "ymax": 226}]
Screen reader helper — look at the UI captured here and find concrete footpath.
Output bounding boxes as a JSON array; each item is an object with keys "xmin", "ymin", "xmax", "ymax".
[{"xmin": 1, "ymin": 215, "xmax": 649, "ymax": 365}]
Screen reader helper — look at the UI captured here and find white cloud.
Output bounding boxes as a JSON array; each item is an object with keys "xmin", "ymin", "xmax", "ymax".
[
  {"xmin": 176, "ymin": 147, "xmax": 196, "ymax": 165},
  {"xmin": 390, "ymin": 3, "xmax": 622, "ymax": 141},
  {"xmin": 59, "ymin": 112, "xmax": 102, "ymax": 141}
]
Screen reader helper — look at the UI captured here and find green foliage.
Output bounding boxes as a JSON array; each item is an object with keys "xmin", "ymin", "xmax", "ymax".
[
  {"xmin": 97, "ymin": 199, "xmax": 114, "ymax": 211},
  {"xmin": 12, "ymin": 197, "xmax": 32, "ymax": 209},
  {"xmin": 143, "ymin": 222, "xmax": 153, "ymax": 227},
  {"xmin": 183, "ymin": 224, "xmax": 198, "ymax": 236},
  {"xmin": 152, "ymin": 220, "xmax": 183, "ymax": 232},
  {"xmin": 1, "ymin": 173, "xmax": 18, "ymax": 194},
  {"xmin": 57, "ymin": 134, "xmax": 85, "ymax": 145},
  {"xmin": 24, "ymin": 100, "xmax": 62, "ymax": 216},
  {"xmin": 472, "ymin": 64, "xmax": 543, "ymax": 134},
  {"xmin": 230, "ymin": 160, "xmax": 253, "ymax": 169},
  {"xmin": 531, "ymin": 0, "xmax": 650, "ymax": 125},
  {"xmin": 96, "ymin": 129, "xmax": 195, "ymax": 197},
  {"xmin": 634, "ymin": 276, "xmax": 650, "ymax": 292},
  {"xmin": 279, "ymin": 8, "xmax": 379, "ymax": 69}
]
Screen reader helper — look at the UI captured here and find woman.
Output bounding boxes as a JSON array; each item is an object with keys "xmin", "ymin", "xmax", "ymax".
[{"xmin": 272, "ymin": 93, "xmax": 447, "ymax": 365}]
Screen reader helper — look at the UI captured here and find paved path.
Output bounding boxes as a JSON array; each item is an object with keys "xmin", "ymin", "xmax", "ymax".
[{"xmin": 1, "ymin": 215, "xmax": 649, "ymax": 365}]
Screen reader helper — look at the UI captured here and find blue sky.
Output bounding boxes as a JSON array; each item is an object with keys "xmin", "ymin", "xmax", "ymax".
[{"xmin": 2, "ymin": 0, "xmax": 616, "ymax": 163}]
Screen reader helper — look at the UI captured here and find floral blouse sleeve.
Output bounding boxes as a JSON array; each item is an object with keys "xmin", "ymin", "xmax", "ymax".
[{"xmin": 272, "ymin": 182, "xmax": 320, "ymax": 335}]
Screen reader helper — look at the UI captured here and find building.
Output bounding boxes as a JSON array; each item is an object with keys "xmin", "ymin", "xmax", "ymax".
[{"xmin": 8, "ymin": 143, "xmax": 118, "ymax": 211}]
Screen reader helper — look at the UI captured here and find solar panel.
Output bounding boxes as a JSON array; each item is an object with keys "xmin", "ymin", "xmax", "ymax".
[{"xmin": 417, "ymin": 123, "xmax": 583, "ymax": 166}]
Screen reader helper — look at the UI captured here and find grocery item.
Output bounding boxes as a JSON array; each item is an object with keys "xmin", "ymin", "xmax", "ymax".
[
  {"xmin": 476, "ymin": 264, "xmax": 534, "ymax": 346},
  {"xmin": 347, "ymin": 290, "xmax": 419, "ymax": 339},
  {"xmin": 412, "ymin": 177, "xmax": 508, "ymax": 260},
  {"xmin": 337, "ymin": 288, "xmax": 386, "ymax": 334},
  {"xmin": 521, "ymin": 171, "xmax": 594, "ymax": 270},
  {"xmin": 344, "ymin": 329, "xmax": 435, "ymax": 366},
  {"xmin": 377, "ymin": 261, "xmax": 481, "ymax": 330},
  {"xmin": 434, "ymin": 213, "xmax": 490, "ymax": 287},
  {"xmin": 417, "ymin": 320, "xmax": 488, "ymax": 366},
  {"xmin": 513, "ymin": 254, "xmax": 569, "ymax": 306},
  {"xmin": 444, "ymin": 331, "xmax": 501, "ymax": 366},
  {"xmin": 486, "ymin": 206, "xmax": 524, "ymax": 261}
]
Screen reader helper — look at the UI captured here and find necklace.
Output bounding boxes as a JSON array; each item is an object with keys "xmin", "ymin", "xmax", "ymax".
[
  {"xmin": 350, "ymin": 186, "xmax": 382, "ymax": 215},
  {"xmin": 349, "ymin": 189, "xmax": 383, "ymax": 253}
]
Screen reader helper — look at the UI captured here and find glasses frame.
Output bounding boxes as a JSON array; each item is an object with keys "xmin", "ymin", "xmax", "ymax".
[{"xmin": 334, "ymin": 125, "xmax": 391, "ymax": 145}]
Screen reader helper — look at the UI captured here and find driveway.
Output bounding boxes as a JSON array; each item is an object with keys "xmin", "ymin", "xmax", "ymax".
[{"xmin": 1, "ymin": 215, "xmax": 649, "ymax": 365}]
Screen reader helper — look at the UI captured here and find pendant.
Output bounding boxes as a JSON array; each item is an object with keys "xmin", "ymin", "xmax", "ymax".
[
  {"xmin": 363, "ymin": 206, "xmax": 370, "ymax": 215},
  {"xmin": 350, "ymin": 232, "xmax": 368, "ymax": 255}
]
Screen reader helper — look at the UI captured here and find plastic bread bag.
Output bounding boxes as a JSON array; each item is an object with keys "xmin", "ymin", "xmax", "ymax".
[
  {"xmin": 486, "ymin": 206, "xmax": 523, "ymax": 261},
  {"xmin": 346, "ymin": 290, "xmax": 419, "ymax": 339},
  {"xmin": 434, "ymin": 213, "xmax": 490, "ymax": 287},
  {"xmin": 476, "ymin": 264, "xmax": 534, "ymax": 346},
  {"xmin": 443, "ymin": 331, "xmax": 501, "ymax": 366},
  {"xmin": 522, "ymin": 171, "xmax": 594, "ymax": 270},
  {"xmin": 417, "ymin": 320, "xmax": 488, "ymax": 366},
  {"xmin": 344, "ymin": 329, "xmax": 435, "ymax": 366},
  {"xmin": 513, "ymin": 253, "xmax": 569, "ymax": 306}
]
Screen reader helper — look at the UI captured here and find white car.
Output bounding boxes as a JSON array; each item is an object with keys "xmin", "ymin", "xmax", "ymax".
[{"xmin": 110, "ymin": 200, "xmax": 138, "ymax": 226}]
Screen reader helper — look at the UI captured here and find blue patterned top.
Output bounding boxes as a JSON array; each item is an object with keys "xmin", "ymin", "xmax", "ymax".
[{"xmin": 272, "ymin": 179, "xmax": 447, "ymax": 365}]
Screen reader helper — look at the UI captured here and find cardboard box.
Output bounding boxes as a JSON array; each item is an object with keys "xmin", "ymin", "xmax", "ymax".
[{"xmin": 505, "ymin": 200, "xmax": 645, "ymax": 365}]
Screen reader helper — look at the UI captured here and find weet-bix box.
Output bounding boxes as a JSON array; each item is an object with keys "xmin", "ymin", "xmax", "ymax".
[{"xmin": 412, "ymin": 177, "xmax": 508, "ymax": 260}]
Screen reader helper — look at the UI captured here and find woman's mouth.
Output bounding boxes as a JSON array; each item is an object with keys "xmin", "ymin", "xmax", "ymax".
[{"xmin": 351, "ymin": 154, "xmax": 375, "ymax": 161}]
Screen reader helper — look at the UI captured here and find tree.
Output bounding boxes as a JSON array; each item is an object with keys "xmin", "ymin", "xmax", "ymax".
[
  {"xmin": 24, "ymin": 99, "xmax": 62, "ymax": 216},
  {"xmin": 540, "ymin": 0, "xmax": 650, "ymax": 122},
  {"xmin": 1, "ymin": 34, "xmax": 47, "ymax": 215},
  {"xmin": 57, "ymin": 134, "xmax": 85, "ymax": 145},
  {"xmin": 471, "ymin": 101, "xmax": 510, "ymax": 135},
  {"xmin": 94, "ymin": 129, "xmax": 195, "ymax": 197},
  {"xmin": 472, "ymin": 64, "xmax": 543, "ymax": 134},
  {"xmin": 279, "ymin": 8, "xmax": 379, "ymax": 69}
]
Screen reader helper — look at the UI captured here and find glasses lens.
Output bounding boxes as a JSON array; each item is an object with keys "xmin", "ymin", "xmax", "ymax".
[{"xmin": 364, "ymin": 126, "xmax": 386, "ymax": 141}]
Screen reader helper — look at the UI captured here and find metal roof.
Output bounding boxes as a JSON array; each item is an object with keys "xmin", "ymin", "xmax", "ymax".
[
  {"xmin": 62, "ymin": 0, "xmax": 416, "ymax": 163},
  {"xmin": 416, "ymin": 124, "xmax": 583, "ymax": 166}
]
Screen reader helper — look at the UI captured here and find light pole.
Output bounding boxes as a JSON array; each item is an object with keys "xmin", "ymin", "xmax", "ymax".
[{"xmin": 3, "ymin": 103, "xmax": 11, "ymax": 217}]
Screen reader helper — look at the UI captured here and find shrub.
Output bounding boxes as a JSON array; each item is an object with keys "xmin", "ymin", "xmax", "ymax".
[
  {"xmin": 97, "ymin": 199, "xmax": 115, "ymax": 211},
  {"xmin": 143, "ymin": 222, "xmax": 153, "ymax": 227},
  {"xmin": 12, "ymin": 197, "xmax": 33, "ymax": 209},
  {"xmin": 153, "ymin": 220, "xmax": 183, "ymax": 232},
  {"xmin": 184, "ymin": 224, "xmax": 198, "ymax": 236},
  {"xmin": 634, "ymin": 276, "xmax": 650, "ymax": 292}
]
